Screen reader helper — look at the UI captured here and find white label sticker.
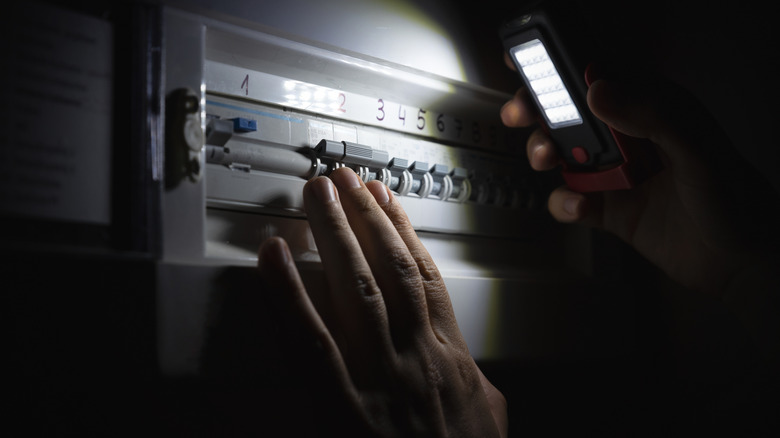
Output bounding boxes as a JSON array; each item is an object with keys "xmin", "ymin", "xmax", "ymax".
[
  {"xmin": 308, "ymin": 120, "xmax": 334, "ymax": 146},
  {"xmin": 333, "ymin": 124, "xmax": 357, "ymax": 143},
  {"xmin": 0, "ymin": 3, "xmax": 113, "ymax": 225}
]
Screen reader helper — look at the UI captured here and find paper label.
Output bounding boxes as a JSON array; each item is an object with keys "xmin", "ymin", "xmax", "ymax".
[{"xmin": 0, "ymin": 3, "xmax": 113, "ymax": 225}]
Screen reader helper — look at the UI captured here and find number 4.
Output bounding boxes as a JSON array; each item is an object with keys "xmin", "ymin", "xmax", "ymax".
[{"xmin": 398, "ymin": 106, "xmax": 406, "ymax": 126}]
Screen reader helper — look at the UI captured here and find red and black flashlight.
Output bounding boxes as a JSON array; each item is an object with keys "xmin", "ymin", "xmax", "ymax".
[{"xmin": 501, "ymin": 8, "xmax": 661, "ymax": 192}]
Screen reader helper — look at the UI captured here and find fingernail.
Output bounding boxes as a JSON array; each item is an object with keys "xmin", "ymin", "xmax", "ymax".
[
  {"xmin": 311, "ymin": 176, "xmax": 337, "ymax": 202},
  {"xmin": 563, "ymin": 197, "xmax": 580, "ymax": 216},
  {"xmin": 500, "ymin": 98, "xmax": 521, "ymax": 126},
  {"xmin": 367, "ymin": 181, "xmax": 390, "ymax": 205},
  {"xmin": 584, "ymin": 61, "xmax": 603, "ymax": 86},
  {"xmin": 531, "ymin": 144, "xmax": 544, "ymax": 163},
  {"xmin": 500, "ymin": 100, "xmax": 514, "ymax": 125},
  {"xmin": 259, "ymin": 237, "xmax": 291, "ymax": 269},
  {"xmin": 331, "ymin": 168, "xmax": 362, "ymax": 190}
]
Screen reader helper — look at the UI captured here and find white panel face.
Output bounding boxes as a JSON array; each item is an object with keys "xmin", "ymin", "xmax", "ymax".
[
  {"xmin": 204, "ymin": 60, "xmax": 493, "ymax": 149},
  {"xmin": 156, "ymin": 5, "xmax": 593, "ymax": 370},
  {"xmin": 199, "ymin": 19, "xmax": 537, "ymax": 250},
  {"xmin": 183, "ymin": 0, "xmax": 477, "ymax": 83},
  {"xmin": 161, "ymin": 5, "xmax": 589, "ymax": 277}
]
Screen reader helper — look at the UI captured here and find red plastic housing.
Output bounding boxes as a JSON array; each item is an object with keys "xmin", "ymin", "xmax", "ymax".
[{"xmin": 560, "ymin": 65, "xmax": 662, "ymax": 192}]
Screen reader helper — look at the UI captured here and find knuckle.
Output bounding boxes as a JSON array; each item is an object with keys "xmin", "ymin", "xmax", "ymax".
[
  {"xmin": 399, "ymin": 341, "xmax": 443, "ymax": 385},
  {"xmin": 350, "ymin": 191, "xmax": 379, "ymax": 217},
  {"xmin": 415, "ymin": 256, "xmax": 442, "ymax": 284},
  {"xmin": 410, "ymin": 342, "xmax": 472, "ymax": 394},
  {"xmin": 388, "ymin": 247, "xmax": 421, "ymax": 281},
  {"xmin": 383, "ymin": 201, "xmax": 409, "ymax": 225},
  {"xmin": 352, "ymin": 270, "xmax": 380, "ymax": 299},
  {"xmin": 421, "ymin": 353, "xmax": 445, "ymax": 389},
  {"xmin": 317, "ymin": 203, "xmax": 352, "ymax": 233},
  {"xmin": 385, "ymin": 247, "xmax": 429, "ymax": 303}
]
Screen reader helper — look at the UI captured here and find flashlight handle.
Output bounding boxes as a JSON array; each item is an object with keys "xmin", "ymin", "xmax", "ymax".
[
  {"xmin": 560, "ymin": 64, "xmax": 662, "ymax": 192},
  {"xmin": 561, "ymin": 127, "xmax": 661, "ymax": 192}
]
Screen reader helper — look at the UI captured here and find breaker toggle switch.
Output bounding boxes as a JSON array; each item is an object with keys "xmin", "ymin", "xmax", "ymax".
[
  {"xmin": 205, "ymin": 118, "xmax": 233, "ymax": 147},
  {"xmin": 469, "ymin": 170, "xmax": 490, "ymax": 204},
  {"xmin": 385, "ymin": 158, "xmax": 413, "ymax": 196},
  {"xmin": 487, "ymin": 175, "xmax": 510, "ymax": 207},
  {"xmin": 408, "ymin": 161, "xmax": 433, "ymax": 198},
  {"xmin": 448, "ymin": 167, "xmax": 471, "ymax": 202},
  {"xmin": 315, "ymin": 139, "xmax": 389, "ymax": 182},
  {"xmin": 428, "ymin": 164, "xmax": 453, "ymax": 200}
]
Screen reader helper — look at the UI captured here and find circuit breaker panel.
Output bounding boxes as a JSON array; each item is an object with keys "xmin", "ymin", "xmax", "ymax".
[
  {"xmin": 151, "ymin": 5, "xmax": 594, "ymax": 375},
  {"xmin": 196, "ymin": 21, "xmax": 546, "ymax": 260}
]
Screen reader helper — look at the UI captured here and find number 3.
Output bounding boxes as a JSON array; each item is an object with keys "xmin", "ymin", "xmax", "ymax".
[{"xmin": 377, "ymin": 99, "xmax": 385, "ymax": 121}]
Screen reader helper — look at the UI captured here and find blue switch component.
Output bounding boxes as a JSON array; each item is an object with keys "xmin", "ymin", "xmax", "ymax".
[{"xmin": 231, "ymin": 117, "xmax": 257, "ymax": 133}]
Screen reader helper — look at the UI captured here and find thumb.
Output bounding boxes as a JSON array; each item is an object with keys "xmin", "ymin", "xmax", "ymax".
[
  {"xmin": 586, "ymin": 79, "xmax": 662, "ymax": 140},
  {"xmin": 586, "ymin": 78, "xmax": 726, "ymax": 184}
]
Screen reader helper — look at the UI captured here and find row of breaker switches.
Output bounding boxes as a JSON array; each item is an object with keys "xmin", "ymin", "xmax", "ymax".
[
  {"xmin": 314, "ymin": 139, "xmax": 470, "ymax": 202},
  {"xmin": 204, "ymin": 117, "xmax": 525, "ymax": 207}
]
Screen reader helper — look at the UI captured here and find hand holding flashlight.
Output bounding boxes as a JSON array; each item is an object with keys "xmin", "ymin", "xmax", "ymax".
[
  {"xmin": 502, "ymin": 66, "xmax": 780, "ymax": 296},
  {"xmin": 501, "ymin": 10, "xmax": 662, "ymax": 192}
]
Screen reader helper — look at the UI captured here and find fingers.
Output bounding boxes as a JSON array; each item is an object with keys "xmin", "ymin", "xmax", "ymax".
[
  {"xmin": 586, "ymin": 78, "xmax": 691, "ymax": 144},
  {"xmin": 331, "ymin": 169, "xmax": 435, "ymax": 345},
  {"xmin": 302, "ymin": 175, "xmax": 394, "ymax": 362},
  {"xmin": 547, "ymin": 186, "xmax": 603, "ymax": 228},
  {"xmin": 304, "ymin": 168, "xmax": 435, "ymax": 352},
  {"xmin": 257, "ymin": 237, "xmax": 352, "ymax": 385},
  {"xmin": 499, "ymin": 86, "xmax": 561, "ymax": 171},
  {"xmin": 586, "ymin": 78, "xmax": 720, "ymax": 184},
  {"xmin": 503, "ymin": 51, "xmax": 516, "ymax": 71},
  {"xmin": 526, "ymin": 128, "xmax": 559, "ymax": 171},
  {"xmin": 257, "ymin": 236, "xmax": 299, "ymax": 289},
  {"xmin": 364, "ymin": 179, "xmax": 464, "ymax": 348},
  {"xmin": 500, "ymin": 87, "xmax": 537, "ymax": 128},
  {"xmin": 257, "ymin": 237, "xmax": 338, "ymax": 353}
]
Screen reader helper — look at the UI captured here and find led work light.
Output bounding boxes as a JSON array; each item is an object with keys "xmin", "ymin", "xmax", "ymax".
[{"xmin": 501, "ymin": 9, "xmax": 661, "ymax": 192}]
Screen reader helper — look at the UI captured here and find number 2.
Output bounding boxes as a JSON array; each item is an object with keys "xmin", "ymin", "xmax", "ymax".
[{"xmin": 338, "ymin": 93, "xmax": 346, "ymax": 113}]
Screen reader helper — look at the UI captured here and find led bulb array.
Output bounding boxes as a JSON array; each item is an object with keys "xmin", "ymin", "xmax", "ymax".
[{"xmin": 511, "ymin": 39, "xmax": 582, "ymax": 128}]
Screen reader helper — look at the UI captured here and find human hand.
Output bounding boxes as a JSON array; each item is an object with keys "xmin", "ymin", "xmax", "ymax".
[
  {"xmin": 500, "ymin": 62, "xmax": 780, "ymax": 297},
  {"xmin": 257, "ymin": 167, "xmax": 507, "ymax": 437}
]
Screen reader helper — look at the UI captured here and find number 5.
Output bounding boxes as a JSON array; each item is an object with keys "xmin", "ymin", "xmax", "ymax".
[{"xmin": 417, "ymin": 109, "xmax": 426, "ymax": 130}]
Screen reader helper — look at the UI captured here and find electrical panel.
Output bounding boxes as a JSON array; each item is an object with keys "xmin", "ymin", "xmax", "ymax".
[
  {"xmin": 161, "ymin": 5, "xmax": 595, "ymax": 374},
  {"xmin": 194, "ymin": 21, "xmax": 548, "ymax": 263},
  {"xmin": 4, "ymin": 2, "xmax": 594, "ymax": 379}
]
